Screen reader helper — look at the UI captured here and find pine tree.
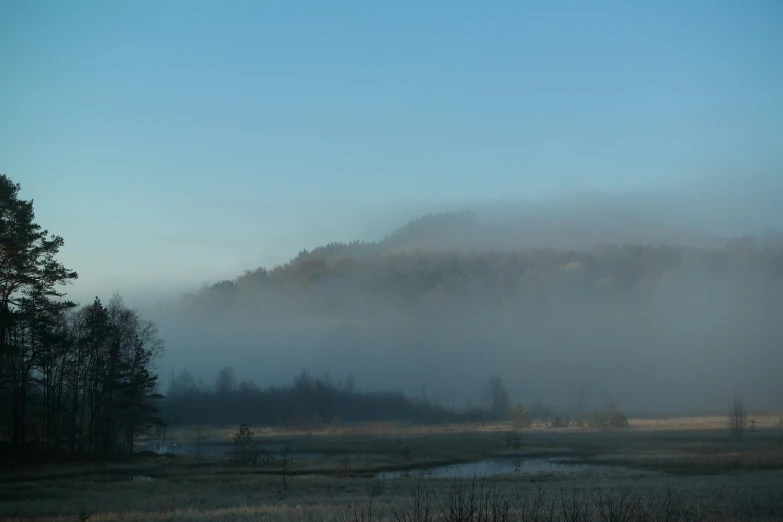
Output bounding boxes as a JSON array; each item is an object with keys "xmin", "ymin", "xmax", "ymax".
[{"xmin": 0, "ymin": 174, "xmax": 77, "ymax": 448}]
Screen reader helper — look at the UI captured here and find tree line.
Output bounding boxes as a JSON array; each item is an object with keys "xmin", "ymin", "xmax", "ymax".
[
  {"xmin": 163, "ymin": 368, "xmax": 485, "ymax": 427},
  {"xmin": 0, "ymin": 174, "xmax": 164, "ymax": 464},
  {"xmin": 164, "ymin": 368, "xmax": 631, "ymax": 432}
]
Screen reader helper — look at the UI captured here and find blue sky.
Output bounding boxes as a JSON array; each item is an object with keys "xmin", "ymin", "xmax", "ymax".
[{"xmin": 1, "ymin": 0, "xmax": 782, "ymax": 303}]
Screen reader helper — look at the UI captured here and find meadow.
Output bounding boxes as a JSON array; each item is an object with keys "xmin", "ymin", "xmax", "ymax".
[{"xmin": 2, "ymin": 418, "xmax": 783, "ymax": 521}]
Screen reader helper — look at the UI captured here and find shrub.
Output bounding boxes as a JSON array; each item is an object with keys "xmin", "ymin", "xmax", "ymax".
[
  {"xmin": 233, "ymin": 421, "xmax": 254, "ymax": 465},
  {"xmin": 510, "ymin": 403, "xmax": 532, "ymax": 430},
  {"xmin": 587, "ymin": 401, "xmax": 629, "ymax": 429},
  {"xmin": 549, "ymin": 416, "xmax": 568, "ymax": 428}
]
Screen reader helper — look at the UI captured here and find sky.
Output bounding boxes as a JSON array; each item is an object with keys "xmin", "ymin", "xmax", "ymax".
[{"xmin": 1, "ymin": 0, "xmax": 782, "ymax": 304}]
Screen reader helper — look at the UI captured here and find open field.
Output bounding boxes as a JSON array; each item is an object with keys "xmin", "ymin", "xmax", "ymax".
[
  {"xmin": 159, "ymin": 416, "xmax": 783, "ymax": 442},
  {"xmin": 2, "ymin": 419, "xmax": 783, "ymax": 521}
]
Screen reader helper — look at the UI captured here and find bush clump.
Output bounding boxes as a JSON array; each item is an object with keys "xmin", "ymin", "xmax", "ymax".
[{"xmin": 587, "ymin": 401, "xmax": 629, "ymax": 429}]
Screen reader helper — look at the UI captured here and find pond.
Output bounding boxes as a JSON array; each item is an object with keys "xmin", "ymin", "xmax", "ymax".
[
  {"xmin": 379, "ymin": 458, "xmax": 612, "ymax": 479},
  {"xmin": 135, "ymin": 441, "xmax": 230, "ymax": 456}
]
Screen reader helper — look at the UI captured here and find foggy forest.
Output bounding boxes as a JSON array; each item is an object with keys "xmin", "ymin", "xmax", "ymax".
[
  {"xmin": 3, "ymin": 172, "xmax": 783, "ymax": 463},
  {"xmin": 158, "ymin": 208, "xmax": 783, "ymax": 419},
  {"xmin": 3, "ymin": 2, "xmax": 783, "ymax": 519}
]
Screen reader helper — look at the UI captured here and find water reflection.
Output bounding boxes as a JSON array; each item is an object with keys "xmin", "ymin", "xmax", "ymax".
[{"xmin": 380, "ymin": 458, "xmax": 610, "ymax": 479}]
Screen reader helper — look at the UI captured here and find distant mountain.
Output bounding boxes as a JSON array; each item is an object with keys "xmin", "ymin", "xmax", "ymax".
[
  {"xmin": 289, "ymin": 209, "xmax": 721, "ymax": 267},
  {"xmin": 177, "ymin": 208, "xmax": 782, "ymax": 324}
]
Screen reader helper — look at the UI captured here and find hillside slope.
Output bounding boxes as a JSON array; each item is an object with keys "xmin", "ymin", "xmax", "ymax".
[{"xmin": 162, "ymin": 212, "xmax": 783, "ymax": 413}]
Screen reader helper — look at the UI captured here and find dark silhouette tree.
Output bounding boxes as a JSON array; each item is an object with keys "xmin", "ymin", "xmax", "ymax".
[
  {"xmin": 0, "ymin": 174, "xmax": 164, "ymax": 461},
  {"xmin": 0, "ymin": 174, "xmax": 77, "ymax": 450},
  {"xmin": 279, "ymin": 446, "xmax": 298, "ymax": 493}
]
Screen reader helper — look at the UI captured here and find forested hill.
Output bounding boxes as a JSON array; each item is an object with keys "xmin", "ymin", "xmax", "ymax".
[
  {"xmin": 165, "ymin": 212, "xmax": 783, "ymax": 413},
  {"xmin": 181, "ymin": 211, "xmax": 783, "ymax": 320},
  {"xmin": 287, "ymin": 209, "xmax": 722, "ymax": 263}
]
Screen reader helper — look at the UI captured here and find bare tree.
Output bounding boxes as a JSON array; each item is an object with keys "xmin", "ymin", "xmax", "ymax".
[
  {"xmin": 366, "ymin": 478, "xmax": 386, "ymax": 521},
  {"xmin": 155, "ymin": 422, "xmax": 168, "ymax": 454},
  {"xmin": 194, "ymin": 425, "xmax": 207, "ymax": 460},
  {"xmin": 483, "ymin": 376, "xmax": 509, "ymax": 420},
  {"xmin": 279, "ymin": 446, "xmax": 299, "ymax": 493},
  {"xmin": 168, "ymin": 369, "xmax": 197, "ymax": 397},
  {"xmin": 729, "ymin": 397, "xmax": 747, "ymax": 437}
]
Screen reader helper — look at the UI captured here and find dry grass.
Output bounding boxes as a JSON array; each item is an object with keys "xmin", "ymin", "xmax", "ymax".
[
  {"xmin": 159, "ymin": 415, "xmax": 783, "ymax": 446},
  {"xmin": 2, "ymin": 472, "xmax": 783, "ymax": 521},
  {"xmin": 161, "ymin": 421, "xmax": 516, "ymax": 445},
  {"xmin": 630, "ymin": 416, "xmax": 781, "ymax": 431},
  {"xmin": 4, "ymin": 417, "xmax": 783, "ymax": 521}
]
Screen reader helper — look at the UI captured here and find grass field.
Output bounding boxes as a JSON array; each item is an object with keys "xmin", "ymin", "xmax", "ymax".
[{"xmin": 2, "ymin": 419, "xmax": 783, "ymax": 521}]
